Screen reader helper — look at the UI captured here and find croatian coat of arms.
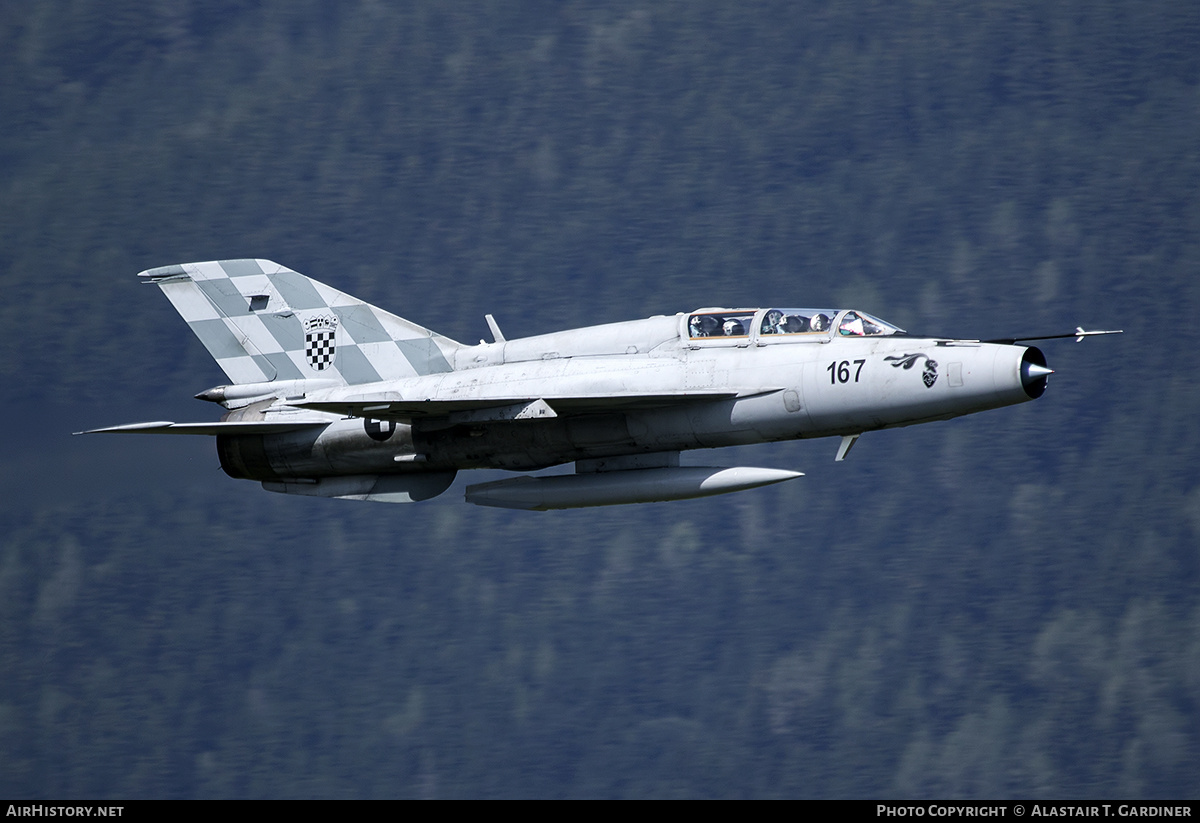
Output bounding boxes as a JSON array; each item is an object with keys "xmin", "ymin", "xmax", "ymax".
[{"xmin": 303, "ymin": 314, "xmax": 339, "ymax": 371}]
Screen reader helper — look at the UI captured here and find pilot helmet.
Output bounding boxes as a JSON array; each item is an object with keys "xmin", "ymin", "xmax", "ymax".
[{"xmin": 782, "ymin": 315, "xmax": 805, "ymax": 333}]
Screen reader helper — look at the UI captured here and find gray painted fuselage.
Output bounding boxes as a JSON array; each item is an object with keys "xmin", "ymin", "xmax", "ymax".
[
  {"xmin": 219, "ymin": 313, "xmax": 1042, "ymax": 479},
  {"xmin": 85, "ymin": 259, "xmax": 1062, "ymax": 508}
]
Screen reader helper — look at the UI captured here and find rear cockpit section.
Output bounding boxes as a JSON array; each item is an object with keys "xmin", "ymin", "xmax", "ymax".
[
  {"xmin": 684, "ymin": 308, "xmax": 904, "ymax": 345},
  {"xmin": 687, "ymin": 310, "xmax": 758, "ymax": 339}
]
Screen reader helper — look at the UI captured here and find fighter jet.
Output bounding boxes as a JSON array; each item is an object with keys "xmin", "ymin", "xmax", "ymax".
[{"xmin": 80, "ymin": 259, "xmax": 1119, "ymax": 510}]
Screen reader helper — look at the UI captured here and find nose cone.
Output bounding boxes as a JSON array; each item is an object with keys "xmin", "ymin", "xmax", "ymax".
[{"xmin": 1020, "ymin": 347, "xmax": 1052, "ymax": 398}]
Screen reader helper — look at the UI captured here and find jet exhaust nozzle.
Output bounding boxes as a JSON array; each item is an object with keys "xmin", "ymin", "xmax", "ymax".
[{"xmin": 464, "ymin": 466, "xmax": 803, "ymax": 510}]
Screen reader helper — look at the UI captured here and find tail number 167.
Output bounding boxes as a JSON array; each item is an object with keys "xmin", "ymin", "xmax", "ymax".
[{"xmin": 827, "ymin": 359, "xmax": 866, "ymax": 384}]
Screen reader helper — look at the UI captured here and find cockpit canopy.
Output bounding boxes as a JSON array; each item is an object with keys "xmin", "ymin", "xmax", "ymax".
[{"xmin": 686, "ymin": 308, "xmax": 903, "ymax": 342}]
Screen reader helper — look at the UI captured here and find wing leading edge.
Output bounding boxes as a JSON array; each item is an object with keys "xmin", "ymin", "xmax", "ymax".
[
  {"xmin": 293, "ymin": 389, "xmax": 742, "ymax": 422},
  {"xmin": 78, "ymin": 390, "xmax": 747, "ymax": 435},
  {"xmin": 76, "ymin": 420, "xmax": 329, "ymax": 436}
]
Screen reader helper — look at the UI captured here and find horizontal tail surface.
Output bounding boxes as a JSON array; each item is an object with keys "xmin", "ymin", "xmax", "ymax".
[{"xmin": 140, "ymin": 259, "xmax": 461, "ymax": 385}]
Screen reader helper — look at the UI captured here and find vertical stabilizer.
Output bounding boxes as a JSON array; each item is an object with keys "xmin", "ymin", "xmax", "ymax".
[{"xmin": 139, "ymin": 259, "xmax": 461, "ymax": 385}]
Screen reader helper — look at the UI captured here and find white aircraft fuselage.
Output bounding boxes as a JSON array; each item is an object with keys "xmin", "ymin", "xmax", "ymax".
[{"xmin": 83, "ymin": 260, "xmax": 1103, "ymax": 510}]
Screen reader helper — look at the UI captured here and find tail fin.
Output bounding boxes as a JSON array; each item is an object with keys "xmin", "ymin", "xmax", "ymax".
[{"xmin": 139, "ymin": 259, "xmax": 461, "ymax": 385}]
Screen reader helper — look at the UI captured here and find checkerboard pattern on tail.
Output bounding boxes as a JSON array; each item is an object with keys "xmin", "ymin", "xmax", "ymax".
[{"xmin": 138, "ymin": 259, "xmax": 462, "ymax": 385}]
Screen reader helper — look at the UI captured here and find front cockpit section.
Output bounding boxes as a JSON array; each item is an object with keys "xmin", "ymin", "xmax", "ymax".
[
  {"xmin": 831, "ymin": 310, "xmax": 903, "ymax": 337},
  {"xmin": 684, "ymin": 308, "xmax": 904, "ymax": 345}
]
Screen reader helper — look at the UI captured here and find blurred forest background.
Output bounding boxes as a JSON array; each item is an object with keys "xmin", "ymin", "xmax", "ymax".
[{"xmin": 2, "ymin": 0, "xmax": 1198, "ymax": 798}]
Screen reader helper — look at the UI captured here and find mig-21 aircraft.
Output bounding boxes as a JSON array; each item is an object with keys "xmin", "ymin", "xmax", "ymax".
[{"xmin": 80, "ymin": 259, "xmax": 1119, "ymax": 510}]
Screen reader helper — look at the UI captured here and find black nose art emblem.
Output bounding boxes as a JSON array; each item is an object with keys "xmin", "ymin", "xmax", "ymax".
[{"xmin": 885, "ymin": 353, "xmax": 939, "ymax": 388}]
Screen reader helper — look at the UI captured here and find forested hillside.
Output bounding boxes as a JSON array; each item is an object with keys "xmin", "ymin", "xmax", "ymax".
[{"xmin": 1, "ymin": 1, "xmax": 1197, "ymax": 797}]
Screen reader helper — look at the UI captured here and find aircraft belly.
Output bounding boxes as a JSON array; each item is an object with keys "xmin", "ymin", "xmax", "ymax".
[
  {"xmin": 412, "ymin": 414, "xmax": 664, "ymax": 472},
  {"xmin": 219, "ymin": 416, "xmax": 422, "ymax": 480},
  {"xmin": 306, "ymin": 417, "xmax": 419, "ymax": 474}
]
